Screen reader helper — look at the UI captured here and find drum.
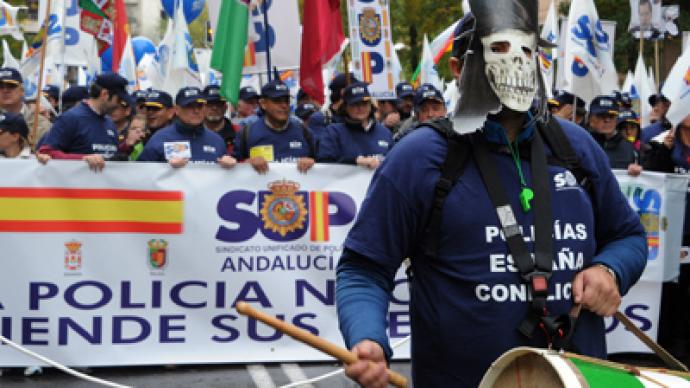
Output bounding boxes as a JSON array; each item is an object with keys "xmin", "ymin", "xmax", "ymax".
[{"xmin": 479, "ymin": 347, "xmax": 690, "ymax": 388}]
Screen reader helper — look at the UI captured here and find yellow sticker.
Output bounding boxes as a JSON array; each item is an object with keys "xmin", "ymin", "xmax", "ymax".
[{"xmin": 250, "ymin": 145, "xmax": 275, "ymax": 162}]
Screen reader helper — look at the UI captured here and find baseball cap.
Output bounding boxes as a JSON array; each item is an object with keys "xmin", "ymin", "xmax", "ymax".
[
  {"xmin": 451, "ymin": 12, "xmax": 475, "ymax": 60},
  {"xmin": 396, "ymin": 82, "xmax": 415, "ymax": 99},
  {"xmin": 617, "ymin": 110, "xmax": 639, "ymax": 126},
  {"xmin": 0, "ymin": 67, "xmax": 22, "ymax": 85},
  {"xmin": 414, "ymin": 84, "xmax": 444, "ymax": 107},
  {"xmin": 239, "ymin": 86, "xmax": 259, "ymax": 101},
  {"xmin": 589, "ymin": 96, "xmax": 619, "ymax": 116},
  {"xmin": 329, "ymin": 73, "xmax": 359, "ymax": 103},
  {"xmin": 261, "ymin": 80, "xmax": 290, "ymax": 99},
  {"xmin": 295, "ymin": 103, "xmax": 318, "ymax": 120},
  {"xmin": 62, "ymin": 86, "xmax": 89, "ymax": 105},
  {"xmin": 0, "ymin": 112, "xmax": 29, "ymax": 139},
  {"xmin": 42, "ymin": 85, "xmax": 60, "ymax": 100},
  {"xmin": 144, "ymin": 90, "xmax": 173, "ymax": 109},
  {"xmin": 94, "ymin": 72, "xmax": 129, "ymax": 101},
  {"xmin": 549, "ymin": 90, "xmax": 586, "ymax": 109},
  {"xmin": 203, "ymin": 85, "xmax": 226, "ymax": 103},
  {"xmin": 343, "ymin": 82, "xmax": 371, "ymax": 105},
  {"xmin": 132, "ymin": 90, "xmax": 148, "ymax": 103},
  {"xmin": 175, "ymin": 87, "xmax": 206, "ymax": 107}
]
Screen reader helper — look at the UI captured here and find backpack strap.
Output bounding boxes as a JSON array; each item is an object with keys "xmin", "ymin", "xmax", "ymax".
[
  {"xmin": 239, "ymin": 123, "xmax": 251, "ymax": 160},
  {"xmin": 418, "ymin": 118, "xmax": 474, "ymax": 259},
  {"xmin": 538, "ymin": 118, "xmax": 592, "ymax": 196}
]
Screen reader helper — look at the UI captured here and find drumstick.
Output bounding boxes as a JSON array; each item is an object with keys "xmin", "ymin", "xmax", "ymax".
[
  {"xmin": 614, "ymin": 311, "xmax": 689, "ymax": 372},
  {"xmin": 235, "ymin": 302, "xmax": 408, "ymax": 388}
]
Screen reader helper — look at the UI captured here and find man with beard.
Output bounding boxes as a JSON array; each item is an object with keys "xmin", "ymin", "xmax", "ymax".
[
  {"xmin": 203, "ymin": 84, "xmax": 236, "ymax": 154},
  {"xmin": 38, "ymin": 73, "xmax": 131, "ymax": 171},
  {"xmin": 336, "ymin": 2, "xmax": 647, "ymax": 387}
]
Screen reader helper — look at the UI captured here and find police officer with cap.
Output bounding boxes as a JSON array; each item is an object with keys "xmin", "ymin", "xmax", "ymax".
[
  {"xmin": 588, "ymin": 95, "xmax": 639, "ymax": 172},
  {"xmin": 317, "ymin": 82, "xmax": 392, "ymax": 168},
  {"xmin": 143, "ymin": 89, "xmax": 175, "ymax": 142},
  {"xmin": 549, "ymin": 90, "xmax": 587, "ymax": 125},
  {"xmin": 395, "ymin": 82, "xmax": 415, "ymax": 122},
  {"xmin": 42, "ymin": 85, "xmax": 60, "ymax": 113},
  {"xmin": 203, "ymin": 84, "xmax": 235, "ymax": 153},
  {"xmin": 394, "ymin": 83, "xmax": 447, "ymax": 142},
  {"xmin": 132, "ymin": 90, "xmax": 149, "ymax": 115},
  {"xmin": 233, "ymin": 79, "xmax": 315, "ymax": 174},
  {"xmin": 38, "ymin": 72, "xmax": 131, "ymax": 171},
  {"xmin": 0, "ymin": 67, "xmax": 51, "ymax": 149},
  {"xmin": 295, "ymin": 103, "xmax": 318, "ymax": 125},
  {"xmin": 138, "ymin": 87, "xmax": 236, "ymax": 169},
  {"xmin": 308, "ymin": 72, "xmax": 359, "ymax": 140},
  {"xmin": 233, "ymin": 86, "xmax": 260, "ymax": 127},
  {"xmin": 640, "ymin": 92, "xmax": 673, "ymax": 145}
]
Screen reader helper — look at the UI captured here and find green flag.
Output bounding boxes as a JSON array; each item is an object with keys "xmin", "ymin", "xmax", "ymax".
[{"xmin": 210, "ymin": 0, "xmax": 250, "ymax": 106}]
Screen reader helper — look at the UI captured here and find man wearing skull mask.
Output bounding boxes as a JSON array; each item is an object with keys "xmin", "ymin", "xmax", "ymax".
[{"xmin": 336, "ymin": 1, "xmax": 647, "ymax": 387}]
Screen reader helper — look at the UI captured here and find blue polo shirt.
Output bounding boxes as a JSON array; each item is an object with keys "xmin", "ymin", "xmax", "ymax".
[
  {"xmin": 232, "ymin": 118, "xmax": 314, "ymax": 162},
  {"xmin": 43, "ymin": 102, "xmax": 118, "ymax": 156},
  {"xmin": 137, "ymin": 120, "xmax": 227, "ymax": 163},
  {"xmin": 336, "ymin": 117, "xmax": 647, "ymax": 387},
  {"xmin": 317, "ymin": 121, "xmax": 392, "ymax": 164}
]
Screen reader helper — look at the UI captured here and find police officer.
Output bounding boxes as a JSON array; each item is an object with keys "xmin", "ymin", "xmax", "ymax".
[
  {"xmin": 548, "ymin": 90, "xmax": 587, "ymax": 125},
  {"xmin": 138, "ymin": 87, "xmax": 236, "ymax": 169},
  {"xmin": 587, "ymin": 95, "xmax": 638, "ymax": 171},
  {"xmin": 233, "ymin": 86, "xmax": 260, "ymax": 127},
  {"xmin": 295, "ymin": 103, "xmax": 318, "ymax": 126},
  {"xmin": 132, "ymin": 90, "xmax": 149, "ymax": 115},
  {"xmin": 38, "ymin": 73, "xmax": 130, "ymax": 171},
  {"xmin": 317, "ymin": 82, "xmax": 392, "ymax": 169},
  {"xmin": 337, "ymin": 2, "xmax": 646, "ymax": 387},
  {"xmin": 308, "ymin": 73, "xmax": 358, "ymax": 141},
  {"xmin": 203, "ymin": 85, "xmax": 236, "ymax": 154},
  {"xmin": 641, "ymin": 93, "xmax": 672, "ymax": 144},
  {"xmin": 233, "ymin": 79, "xmax": 315, "ymax": 174},
  {"xmin": 395, "ymin": 82, "xmax": 415, "ymax": 121},
  {"xmin": 143, "ymin": 89, "xmax": 175, "ymax": 142},
  {"xmin": 0, "ymin": 67, "xmax": 51, "ymax": 149},
  {"xmin": 394, "ymin": 83, "xmax": 447, "ymax": 142},
  {"xmin": 42, "ymin": 84, "xmax": 60, "ymax": 113}
]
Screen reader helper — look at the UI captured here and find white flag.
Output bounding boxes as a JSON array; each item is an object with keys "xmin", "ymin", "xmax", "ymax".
[
  {"xmin": 420, "ymin": 35, "xmax": 443, "ymax": 91},
  {"xmin": 621, "ymin": 71, "xmax": 635, "ymax": 97},
  {"xmin": 563, "ymin": 0, "xmax": 618, "ymax": 103},
  {"xmin": 0, "ymin": 0, "xmax": 24, "ymax": 40},
  {"xmin": 539, "ymin": 0, "xmax": 559, "ymax": 98},
  {"xmin": 662, "ymin": 46, "xmax": 690, "ymax": 126},
  {"xmin": 2, "ymin": 39, "xmax": 19, "ymax": 69},
  {"xmin": 634, "ymin": 54, "xmax": 653, "ymax": 128},
  {"xmin": 118, "ymin": 35, "xmax": 138, "ymax": 91},
  {"xmin": 391, "ymin": 47, "xmax": 403, "ymax": 87},
  {"xmin": 136, "ymin": 53, "xmax": 163, "ymax": 91}
]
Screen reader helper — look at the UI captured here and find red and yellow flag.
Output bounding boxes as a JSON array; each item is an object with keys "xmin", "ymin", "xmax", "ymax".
[
  {"xmin": 0, "ymin": 188, "xmax": 184, "ymax": 234},
  {"xmin": 361, "ymin": 52, "xmax": 373, "ymax": 84},
  {"xmin": 309, "ymin": 192, "xmax": 330, "ymax": 242}
]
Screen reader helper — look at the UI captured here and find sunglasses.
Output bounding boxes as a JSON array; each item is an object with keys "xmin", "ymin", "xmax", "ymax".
[
  {"xmin": 145, "ymin": 106, "xmax": 163, "ymax": 112},
  {"xmin": 0, "ymin": 83, "xmax": 19, "ymax": 90}
]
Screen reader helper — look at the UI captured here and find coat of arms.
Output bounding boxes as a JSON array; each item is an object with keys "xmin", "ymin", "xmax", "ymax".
[
  {"xmin": 359, "ymin": 8, "xmax": 382, "ymax": 47},
  {"xmin": 260, "ymin": 180, "xmax": 307, "ymax": 237},
  {"xmin": 64, "ymin": 241, "xmax": 83, "ymax": 271},
  {"xmin": 148, "ymin": 239, "xmax": 168, "ymax": 269}
]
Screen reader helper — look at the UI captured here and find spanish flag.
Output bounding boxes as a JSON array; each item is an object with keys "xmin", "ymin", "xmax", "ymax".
[
  {"xmin": 0, "ymin": 188, "xmax": 184, "ymax": 234},
  {"xmin": 309, "ymin": 192, "xmax": 329, "ymax": 242}
]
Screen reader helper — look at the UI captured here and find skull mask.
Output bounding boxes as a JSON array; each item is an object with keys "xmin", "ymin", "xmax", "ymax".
[{"xmin": 481, "ymin": 29, "xmax": 537, "ymax": 113}]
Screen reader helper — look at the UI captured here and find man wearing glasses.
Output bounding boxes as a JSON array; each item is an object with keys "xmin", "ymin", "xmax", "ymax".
[
  {"xmin": 142, "ymin": 90, "xmax": 176, "ymax": 143},
  {"xmin": 137, "ymin": 87, "xmax": 236, "ymax": 169},
  {"xmin": 0, "ymin": 67, "xmax": 51, "ymax": 149},
  {"xmin": 38, "ymin": 73, "xmax": 131, "ymax": 172},
  {"xmin": 203, "ymin": 85, "xmax": 236, "ymax": 154}
]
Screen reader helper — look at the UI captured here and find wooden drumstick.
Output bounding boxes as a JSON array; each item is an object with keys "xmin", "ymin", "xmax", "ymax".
[{"xmin": 235, "ymin": 302, "xmax": 408, "ymax": 388}]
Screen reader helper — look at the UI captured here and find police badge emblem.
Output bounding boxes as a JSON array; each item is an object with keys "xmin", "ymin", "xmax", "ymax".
[
  {"xmin": 64, "ymin": 240, "xmax": 83, "ymax": 271},
  {"xmin": 359, "ymin": 8, "xmax": 382, "ymax": 47},
  {"xmin": 260, "ymin": 180, "xmax": 307, "ymax": 237},
  {"xmin": 148, "ymin": 239, "xmax": 168, "ymax": 269}
]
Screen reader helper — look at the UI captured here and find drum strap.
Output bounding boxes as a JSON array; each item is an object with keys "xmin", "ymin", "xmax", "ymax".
[{"xmin": 471, "ymin": 129, "xmax": 574, "ymax": 348}]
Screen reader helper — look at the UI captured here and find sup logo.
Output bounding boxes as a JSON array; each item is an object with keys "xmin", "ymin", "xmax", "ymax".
[{"xmin": 216, "ymin": 180, "xmax": 357, "ymax": 243}]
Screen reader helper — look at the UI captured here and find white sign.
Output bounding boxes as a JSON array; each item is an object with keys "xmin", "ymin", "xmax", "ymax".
[
  {"xmin": 348, "ymin": 0, "xmax": 396, "ymax": 99},
  {"xmin": 243, "ymin": 0, "xmax": 301, "ymax": 74}
]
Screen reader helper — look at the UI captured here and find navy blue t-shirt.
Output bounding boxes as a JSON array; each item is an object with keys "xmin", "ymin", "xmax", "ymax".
[
  {"xmin": 232, "ymin": 118, "xmax": 314, "ymax": 162},
  {"xmin": 317, "ymin": 121, "xmax": 392, "ymax": 164},
  {"xmin": 336, "ymin": 117, "xmax": 647, "ymax": 387},
  {"xmin": 43, "ymin": 102, "xmax": 118, "ymax": 156},
  {"xmin": 137, "ymin": 120, "xmax": 227, "ymax": 162}
]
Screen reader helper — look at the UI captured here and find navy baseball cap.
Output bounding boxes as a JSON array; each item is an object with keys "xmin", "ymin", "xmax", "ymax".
[
  {"xmin": 203, "ymin": 85, "xmax": 226, "ymax": 103},
  {"xmin": 62, "ymin": 85, "xmax": 88, "ymax": 105},
  {"xmin": 617, "ymin": 110, "xmax": 639, "ymax": 126},
  {"xmin": 175, "ymin": 87, "xmax": 206, "ymax": 107},
  {"xmin": 295, "ymin": 103, "xmax": 318, "ymax": 120},
  {"xmin": 328, "ymin": 73, "xmax": 358, "ymax": 103},
  {"xmin": 589, "ymin": 96, "xmax": 619, "ymax": 116},
  {"xmin": 261, "ymin": 80, "xmax": 290, "ymax": 99},
  {"xmin": 94, "ymin": 72, "xmax": 129, "ymax": 101},
  {"xmin": 0, "ymin": 67, "xmax": 22, "ymax": 85},
  {"xmin": 414, "ymin": 83, "xmax": 444, "ymax": 107},
  {"xmin": 343, "ymin": 82, "xmax": 371, "ymax": 105},
  {"xmin": 0, "ymin": 112, "xmax": 28, "ymax": 139},
  {"xmin": 132, "ymin": 90, "xmax": 148, "ymax": 103},
  {"xmin": 549, "ymin": 90, "xmax": 586, "ymax": 109},
  {"xmin": 239, "ymin": 86, "xmax": 259, "ymax": 101},
  {"xmin": 144, "ymin": 90, "xmax": 173, "ymax": 109},
  {"xmin": 452, "ymin": 13, "xmax": 475, "ymax": 60},
  {"xmin": 42, "ymin": 85, "xmax": 59, "ymax": 100},
  {"xmin": 396, "ymin": 82, "xmax": 415, "ymax": 99},
  {"xmin": 648, "ymin": 93, "xmax": 670, "ymax": 106}
]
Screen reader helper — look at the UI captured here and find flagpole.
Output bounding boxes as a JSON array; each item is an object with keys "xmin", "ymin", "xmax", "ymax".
[
  {"xmin": 654, "ymin": 39, "xmax": 660, "ymax": 92},
  {"xmin": 31, "ymin": 0, "xmax": 51, "ymax": 149},
  {"xmin": 262, "ymin": 1, "xmax": 272, "ymax": 82}
]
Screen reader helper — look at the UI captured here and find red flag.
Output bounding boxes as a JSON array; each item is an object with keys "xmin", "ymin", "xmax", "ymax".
[
  {"xmin": 111, "ymin": 0, "xmax": 128, "ymax": 72},
  {"xmin": 299, "ymin": 0, "xmax": 345, "ymax": 105}
]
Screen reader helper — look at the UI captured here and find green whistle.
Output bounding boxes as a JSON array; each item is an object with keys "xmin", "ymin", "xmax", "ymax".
[{"xmin": 519, "ymin": 187, "xmax": 534, "ymax": 212}]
